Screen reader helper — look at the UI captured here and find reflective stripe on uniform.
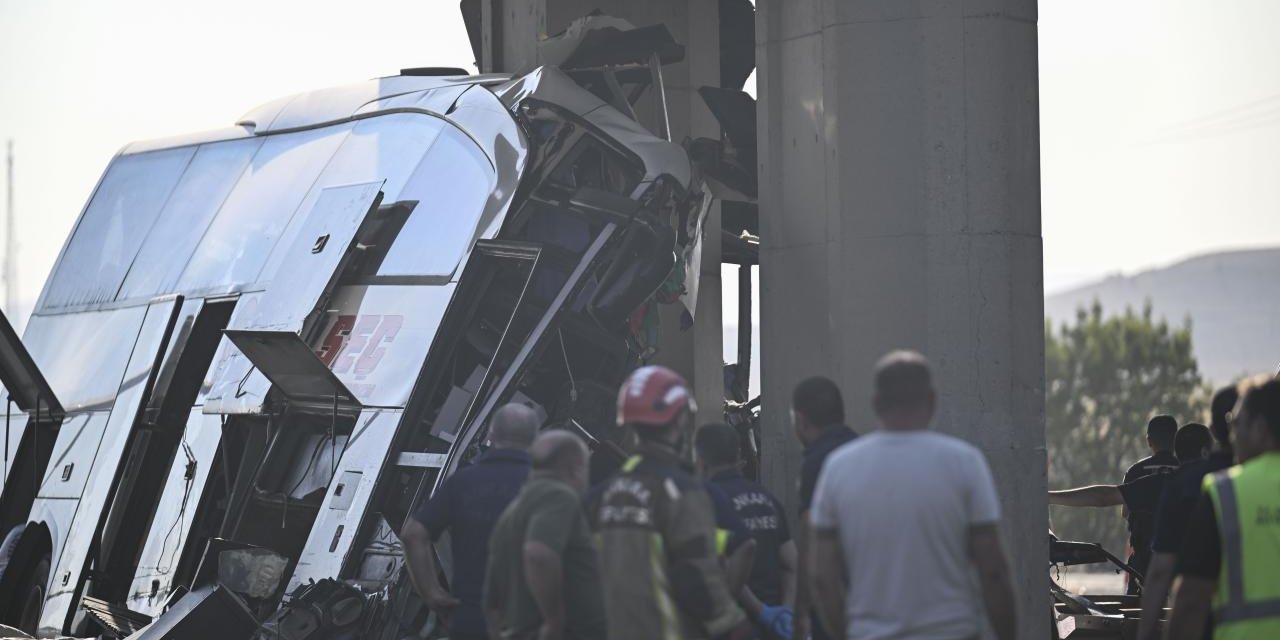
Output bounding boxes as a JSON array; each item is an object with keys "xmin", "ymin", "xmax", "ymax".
[
  {"xmin": 649, "ymin": 533, "xmax": 681, "ymax": 640},
  {"xmin": 1206, "ymin": 459, "xmax": 1280, "ymax": 637},
  {"xmin": 623, "ymin": 455, "xmax": 643, "ymax": 473},
  {"xmin": 1214, "ymin": 472, "xmax": 1248, "ymax": 614}
]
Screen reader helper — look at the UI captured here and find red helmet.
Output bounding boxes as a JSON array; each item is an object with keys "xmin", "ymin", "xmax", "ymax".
[{"xmin": 617, "ymin": 365, "xmax": 697, "ymax": 427}]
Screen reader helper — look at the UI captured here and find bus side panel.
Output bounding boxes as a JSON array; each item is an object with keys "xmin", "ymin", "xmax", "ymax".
[
  {"xmin": 31, "ymin": 413, "xmax": 99, "ymax": 501},
  {"xmin": 38, "ymin": 299, "xmax": 181, "ymax": 633},
  {"xmin": 125, "ymin": 409, "xmax": 222, "ymax": 617},
  {"xmin": 286, "ymin": 408, "xmax": 401, "ymax": 590},
  {"xmin": 320, "ymin": 284, "xmax": 457, "ymax": 408}
]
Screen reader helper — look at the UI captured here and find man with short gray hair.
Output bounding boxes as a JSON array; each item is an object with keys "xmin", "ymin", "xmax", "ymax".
[
  {"xmin": 808, "ymin": 350, "xmax": 1016, "ymax": 640},
  {"xmin": 402, "ymin": 403, "xmax": 539, "ymax": 640},
  {"xmin": 485, "ymin": 430, "xmax": 606, "ymax": 640}
]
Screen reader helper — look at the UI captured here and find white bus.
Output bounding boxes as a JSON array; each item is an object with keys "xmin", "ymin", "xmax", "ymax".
[{"xmin": 0, "ymin": 26, "xmax": 712, "ymax": 637}]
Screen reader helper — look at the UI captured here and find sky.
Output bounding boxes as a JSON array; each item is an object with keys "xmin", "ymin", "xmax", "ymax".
[{"xmin": 2, "ymin": 0, "xmax": 1279, "ymax": 370}]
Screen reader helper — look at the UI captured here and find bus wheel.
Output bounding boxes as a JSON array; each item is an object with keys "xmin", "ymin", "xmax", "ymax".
[{"xmin": 15, "ymin": 553, "xmax": 49, "ymax": 634}]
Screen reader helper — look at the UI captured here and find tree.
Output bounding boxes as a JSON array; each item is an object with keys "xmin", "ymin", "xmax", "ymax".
[{"xmin": 1046, "ymin": 300, "xmax": 1207, "ymax": 558}]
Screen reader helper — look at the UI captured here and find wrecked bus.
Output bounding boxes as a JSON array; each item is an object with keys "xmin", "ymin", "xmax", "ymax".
[{"xmin": 0, "ymin": 20, "xmax": 736, "ymax": 637}]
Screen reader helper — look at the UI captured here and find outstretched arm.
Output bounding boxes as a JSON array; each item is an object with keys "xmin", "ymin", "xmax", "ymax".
[{"xmin": 1049, "ymin": 485, "xmax": 1124, "ymax": 507}]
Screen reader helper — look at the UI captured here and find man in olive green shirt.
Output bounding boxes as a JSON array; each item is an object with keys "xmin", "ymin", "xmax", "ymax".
[{"xmin": 485, "ymin": 430, "xmax": 606, "ymax": 640}]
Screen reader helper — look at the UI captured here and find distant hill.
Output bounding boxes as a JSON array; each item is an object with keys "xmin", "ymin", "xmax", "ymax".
[{"xmin": 1045, "ymin": 248, "xmax": 1280, "ymax": 385}]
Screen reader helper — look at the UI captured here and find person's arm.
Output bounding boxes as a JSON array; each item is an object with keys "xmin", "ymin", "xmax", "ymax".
[
  {"xmin": 664, "ymin": 487, "xmax": 750, "ymax": 638},
  {"xmin": 400, "ymin": 517, "xmax": 460, "ymax": 615},
  {"xmin": 724, "ymin": 538, "xmax": 757, "ymax": 597},
  {"xmin": 1048, "ymin": 484, "xmax": 1123, "ymax": 507},
  {"xmin": 962, "ymin": 449, "xmax": 1015, "ymax": 640},
  {"xmin": 708, "ymin": 483, "xmax": 757, "ymax": 597},
  {"xmin": 968, "ymin": 524, "xmax": 1016, "ymax": 640},
  {"xmin": 523, "ymin": 541, "xmax": 565, "ymax": 640},
  {"xmin": 779, "ymin": 539, "xmax": 798, "ymax": 609},
  {"xmin": 1136, "ymin": 552, "xmax": 1176, "ymax": 640},
  {"xmin": 809, "ymin": 526, "xmax": 846, "ymax": 640},
  {"xmin": 1164, "ymin": 492, "xmax": 1222, "ymax": 640},
  {"xmin": 738, "ymin": 584, "xmax": 766, "ymax": 619},
  {"xmin": 523, "ymin": 488, "xmax": 585, "ymax": 640},
  {"xmin": 1164, "ymin": 576, "xmax": 1215, "ymax": 640}
]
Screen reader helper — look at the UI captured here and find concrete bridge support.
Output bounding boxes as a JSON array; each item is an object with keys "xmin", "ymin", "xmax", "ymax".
[{"xmin": 754, "ymin": 1, "xmax": 1047, "ymax": 636}]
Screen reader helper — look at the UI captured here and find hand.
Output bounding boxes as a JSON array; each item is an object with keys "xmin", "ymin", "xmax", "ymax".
[
  {"xmin": 759, "ymin": 605, "xmax": 794, "ymax": 640},
  {"xmin": 425, "ymin": 588, "xmax": 460, "ymax": 616}
]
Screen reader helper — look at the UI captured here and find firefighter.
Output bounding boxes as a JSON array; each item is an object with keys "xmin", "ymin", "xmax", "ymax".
[{"xmin": 588, "ymin": 366, "xmax": 754, "ymax": 640}]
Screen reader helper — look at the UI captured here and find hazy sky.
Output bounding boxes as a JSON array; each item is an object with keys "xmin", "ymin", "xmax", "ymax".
[{"xmin": 2, "ymin": 0, "xmax": 1279, "ymax": 324}]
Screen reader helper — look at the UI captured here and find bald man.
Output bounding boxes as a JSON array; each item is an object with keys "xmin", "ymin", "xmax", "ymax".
[
  {"xmin": 402, "ymin": 403, "xmax": 539, "ymax": 640},
  {"xmin": 485, "ymin": 431, "xmax": 606, "ymax": 640}
]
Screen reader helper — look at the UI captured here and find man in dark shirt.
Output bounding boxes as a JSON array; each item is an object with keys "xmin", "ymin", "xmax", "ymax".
[
  {"xmin": 485, "ymin": 430, "xmax": 606, "ymax": 640},
  {"xmin": 791, "ymin": 376, "xmax": 856, "ymax": 640},
  {"xmin": 1137, "ymin": 387, "xmax": 1239, "ymax": 639},
  {"xmin": 401, "ymin": 404, "xmax": 539, "ymax": 640},
  {"xmin": 697, "ymin": 422, "xmax": 797, "ymax": 639},
  {"xmin": 1049, "ymin": 423, "xmax": 1211, "ymax": 587},
  {"xmin": 1120, "ymin": 414, "xmax": 1180, "ymax": 591},
  {"xmin": 1124, "ymin": 415, "xmax": 1181, "ymax": 484},
  {"xmin": 705, "ymin": 478, "xmax": 758, "ymax": 597}
]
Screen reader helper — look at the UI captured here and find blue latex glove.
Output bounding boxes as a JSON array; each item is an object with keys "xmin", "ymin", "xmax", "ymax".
[{"xmin": 758, "ymin": 605, "xmax": 794, "ymax": 640}]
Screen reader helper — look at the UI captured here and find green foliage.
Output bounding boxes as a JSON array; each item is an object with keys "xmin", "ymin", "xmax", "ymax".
[{"xmin": 1046, "ymin": 300, "xmax": 1207, "ymax": 557}]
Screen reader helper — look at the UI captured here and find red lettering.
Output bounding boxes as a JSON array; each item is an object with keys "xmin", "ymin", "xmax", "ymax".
[
  {"xmin": 332, "ymin": 315, "xmax": 380, "ymax": 374},
  {"xmin": 354, "ymin": 314, "xmax": 402, "ymax": 376},
  {"xmin": 316, "ymin": 315, "xmax": 356, "ymax": 366}
]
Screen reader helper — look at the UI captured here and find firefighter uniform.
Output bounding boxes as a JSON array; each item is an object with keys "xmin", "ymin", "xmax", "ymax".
[
  {"xmin": 1200, "ymin": 453, "xmax": 1280, "ymax": 639},
  {"xmin": 589, "ymin": 440, "xmax": 749, "ymax": 640}
]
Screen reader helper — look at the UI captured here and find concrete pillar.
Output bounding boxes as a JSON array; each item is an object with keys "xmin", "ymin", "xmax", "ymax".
[
  {"xmin": 755, "ymin": 0, "xmax": 1046, "ymax": 636},
  {"xmin": 483, "ymin": 0, "xmax": 725, "ymax": 415}
]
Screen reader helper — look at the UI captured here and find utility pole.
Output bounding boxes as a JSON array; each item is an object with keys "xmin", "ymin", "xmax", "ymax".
[{"xmin": 5, "ymin": 139, "xmax": 15, "ymax": 316}]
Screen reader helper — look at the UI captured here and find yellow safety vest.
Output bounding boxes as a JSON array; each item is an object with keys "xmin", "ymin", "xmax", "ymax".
[{"xmin": 1203, "ymin": 452, "xmax": 1280, "ymax": 640}]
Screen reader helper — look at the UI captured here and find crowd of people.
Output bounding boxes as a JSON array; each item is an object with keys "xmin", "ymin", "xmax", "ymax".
[
  {"xmin": 400, "ymin": 350, "xmax": 1018, "ymax": 640},
  {"xmin": 399, "ymin": 350, "xmax": 1280, "ymax": 640},
  {"xmin": 1051, "ymin": 376, "xmax": 1280, "ymax": 640}
]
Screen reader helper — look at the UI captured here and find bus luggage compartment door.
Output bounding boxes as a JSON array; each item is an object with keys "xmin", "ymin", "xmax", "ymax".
[{"xmin": 36, "ymin": 296, "xmax": 182, "ymax": 635}]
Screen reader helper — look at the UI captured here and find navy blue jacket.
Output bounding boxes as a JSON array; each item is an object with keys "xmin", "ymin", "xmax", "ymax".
[
  {"xmin": 414, "ymin": 448, "xmax": 530, "ymax": 637},
  {"xmin": 709, "ymin": 470, "xmax": 792, "ymax": 607}
]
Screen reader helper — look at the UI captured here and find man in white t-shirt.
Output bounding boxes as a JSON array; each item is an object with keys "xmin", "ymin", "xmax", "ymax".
[{"xmin": 808, "ymin": 350, "xmax": 1016, "ymax": 640}]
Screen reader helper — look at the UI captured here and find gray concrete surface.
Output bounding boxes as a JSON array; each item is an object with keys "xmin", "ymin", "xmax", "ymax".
[{"xmin": 754, "ymin": 1, "xmax": 1048, "ymax": 636}]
